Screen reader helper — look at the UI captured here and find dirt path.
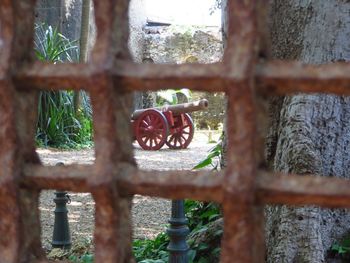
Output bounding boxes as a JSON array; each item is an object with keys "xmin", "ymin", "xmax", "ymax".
[{"xmin": 38, "ymin": 131, "xmax": 219, "ymax": 251}]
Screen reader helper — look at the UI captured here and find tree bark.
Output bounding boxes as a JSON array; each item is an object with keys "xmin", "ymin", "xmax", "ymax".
[
  {"xmin": 73, "ymin": 0, "xmax": 91, "ymax": 113},
  {"xmin": 266, "ymin": 1, "xmax": 350, "ymax": 262}
]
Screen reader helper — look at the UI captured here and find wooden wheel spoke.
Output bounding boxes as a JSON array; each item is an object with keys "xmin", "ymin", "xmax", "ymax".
[
  {"xmin": 154, "ymin": 118, "xmax": 162, "ymax": 126},
  {"xmin": 143, "ymin": 136, "xmax": 150, "ymax": 145},
  {"xmin": 168, "ymin": 135, "xmax": 175, "ymax": 143}
]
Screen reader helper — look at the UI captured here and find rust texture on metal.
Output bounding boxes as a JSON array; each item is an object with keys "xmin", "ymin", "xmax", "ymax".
[{"xmin": 1, "ymin": 0, "xmax": 350, "ymax": 262}]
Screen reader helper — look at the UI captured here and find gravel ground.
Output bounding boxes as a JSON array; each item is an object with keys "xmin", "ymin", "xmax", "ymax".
[{"xmin": 38, "ymin": 131, "xmax": 220, "ymax": 251}]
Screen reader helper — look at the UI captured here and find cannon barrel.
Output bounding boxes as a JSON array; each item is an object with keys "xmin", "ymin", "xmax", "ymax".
[{"xmin": 131, "ymin": 99, "xmax": 209, "ymax": 120}]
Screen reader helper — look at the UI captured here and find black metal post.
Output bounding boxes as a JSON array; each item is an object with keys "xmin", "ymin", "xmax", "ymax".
[
  {"xmin": 52, "ymin": 162, "xmax": 71, "ymax": 249},
  {"xmin": 52, "ymin": 191, "xmax": 71, "ymax": 249},
  {"xmin": 167, "ymin": 200, "xmax": 189, "ymax": 263}
]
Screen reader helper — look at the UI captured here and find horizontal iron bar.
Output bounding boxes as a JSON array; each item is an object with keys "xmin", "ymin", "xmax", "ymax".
[
  {"xmin": 21, "ymin": 163, "xmax": 223, "ymax": 201},
  {"xmin": 21, "ymin": 164, "xmax": 350, "ymax": 208},
  {"xmin": 22, "ymin": 164, "xmax": 90, "ymax": 192},
  {"xmin": 14, "ymin": 61, "xmax": 231, "ymax": 92},
  {"xmin": 112, "ymin": 61, "xmax": 228, "ymax": 92},
  {"xmin": 257, "ymin": 171, "xmax": 350, "ymax": 208},
  {"xmin": 117, "ymin": 164, "xmax": 224, "ymax": 202},
  {"xmin": 256, "ymin": 60, "xmax": 350, "ymax": 96},
  {"xmin": 14, "ymin": 62, "xmax": 93, "ymax": 91},
  {"xmin": 13, "ymin": 60, "xmax": 350, "ymax": 95}
]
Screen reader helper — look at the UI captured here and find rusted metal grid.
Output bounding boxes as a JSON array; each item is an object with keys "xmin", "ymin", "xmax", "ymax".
[{"xmin": 1, "ymin": 0, "xmax": 350, "ymax": 262}]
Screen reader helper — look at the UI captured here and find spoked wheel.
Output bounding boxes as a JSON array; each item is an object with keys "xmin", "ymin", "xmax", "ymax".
[
  {"xmin": 135, "ymin": 109, "xmax": 169, "ymax": 150},
  {"xmin": 166, "ymin": 113, "xmax": 194, "ymax": 149}
]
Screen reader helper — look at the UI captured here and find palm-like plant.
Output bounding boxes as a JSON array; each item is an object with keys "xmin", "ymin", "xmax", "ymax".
[{"xmin": 34, "ymin": 24, "xmax": 92, "ymax": 147}]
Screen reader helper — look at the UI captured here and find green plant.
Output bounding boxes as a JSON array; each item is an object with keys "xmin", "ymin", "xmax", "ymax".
[
  {"xmin": 185, "ymin": 200, "xmax": 222, "ymax": 262},
  {"xmin": 34, "ymin": 24, "xmax": 78, "ymax": 62},
  {"xmin": 34, "ymin": 24, "xmax": 92, "ymax": 148},
  {"xmin": 192, "ymin": 137, "xmax": 223, "ymax": 170},
  {"xmin": 187, "ymin": 135, "xmax": 224, "ymax": 262},
  {"xmin": 185, "ymin": 200, "xmax": 221, "ymax": 234},
  {"xmin": 332, "ymin": 238, "xmax": 350, "ymax": 255},
  {"xmin": 133, "ymin": 232, "xmax": 169, "ymax": 262},
  {"xmin": 68, "ymin": 253, "xmax": 94, "ymax": 263}
]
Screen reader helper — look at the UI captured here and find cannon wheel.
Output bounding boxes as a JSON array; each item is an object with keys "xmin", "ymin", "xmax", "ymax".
[
  {"xmin": 135, "ymin": 109, "xmax": 169, "ymax": 150},
  {"xmin": 166, "ymin": 113, "xmax": 194, "ymax": 149}
]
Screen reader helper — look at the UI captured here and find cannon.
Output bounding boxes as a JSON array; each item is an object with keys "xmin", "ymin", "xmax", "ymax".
[{"xmin": 131, "ymin": 99, "xmax": 209, "ymax": 150}]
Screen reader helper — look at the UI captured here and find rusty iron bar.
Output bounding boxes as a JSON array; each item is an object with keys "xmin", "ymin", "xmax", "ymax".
[
  {"xmin": 12, "ymin": 61, "xmax": 350, "ymax": 96},
  {"xmin": 20, "ymin": 164, "xmax": 350, "ymax": 209},
  {"xmin": 0, "ymin": 0, "xmax": 350, "ymax": 262}
]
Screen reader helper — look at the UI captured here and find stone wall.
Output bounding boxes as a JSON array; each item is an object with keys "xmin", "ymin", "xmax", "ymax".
[
  {"xmin": 143, "ymin": 25, "xmax": 225, "ymax": 129},
  {"xmin": 143, "ymin": 25, "xmax": 223, "ymax": 64}
]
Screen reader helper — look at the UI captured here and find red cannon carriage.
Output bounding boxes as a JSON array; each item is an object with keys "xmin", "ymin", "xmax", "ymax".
[{"xmin": 131, "ymin": 99, "xmax": 209, "ymax": 150}]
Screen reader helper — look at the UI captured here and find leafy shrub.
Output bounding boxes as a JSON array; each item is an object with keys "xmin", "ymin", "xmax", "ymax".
[
  {"xmin": 133, "ymin": 232, "xmax": 169, "ymax": 262},
  {"xmin": 34, "ymin": 24, "xmax": 92, "ymax": 148},
  {"xmin": 185, "ymin": 200, "xmax": 222, "ymax": 262}
]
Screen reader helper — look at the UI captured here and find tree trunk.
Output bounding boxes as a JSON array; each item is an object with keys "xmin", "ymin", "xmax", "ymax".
[
  {"xmin": 266, "ymin": 1, "xmax": 350, "ymax": 262},
  {"xmin": 73, "ymin": 0, "xmax": 91, "ymax": 113}
]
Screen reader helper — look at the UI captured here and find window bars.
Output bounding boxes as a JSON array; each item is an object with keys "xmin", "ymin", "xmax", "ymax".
[{"xmin": 1, "ymin": 0, "xmax": 350, "ymax": 262}]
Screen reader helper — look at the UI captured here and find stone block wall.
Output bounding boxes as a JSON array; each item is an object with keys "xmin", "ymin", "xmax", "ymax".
[{"xmin": 143, "ymin": 25, "xmax": 225, "ymax": 129}]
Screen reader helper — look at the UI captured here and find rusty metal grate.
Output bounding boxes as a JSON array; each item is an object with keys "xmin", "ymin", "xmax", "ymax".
[{"xmin": 2, "ymin": 0, "xmax": 350, "ymax": 262}]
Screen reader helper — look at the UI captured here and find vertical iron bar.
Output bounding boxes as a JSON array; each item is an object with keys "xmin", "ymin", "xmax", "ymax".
[{"xmin": 167, "ymin": 200, "xmax": 189, "ymax": 263}]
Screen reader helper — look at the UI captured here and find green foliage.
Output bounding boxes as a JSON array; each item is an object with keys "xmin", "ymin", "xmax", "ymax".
[
  {"xmin": 133, "ymin": 232, "xmax": 169, "ymax": 263},
  {"xmin": 332, "ymin": 238, "xmax": 350, "ymax": 255},
  {"xmin": 192, "ymin": 135, "xmax": 223, "ymax": 170},
  {"xmin": 36, "ymin": 91, "xmax": 92, "ymax": 148},
  {"xmin": 68, "ymin": 253, "xmax": 94, "ymax": 263},
  {"xmin": 34, "ymin": 24, "xmax": 92, "ymax": 148},
  {"xmin": 192, "ymin": 143, "xmax": 222, "ymax": 170},
  {"xmin": 34, "ymin": 24, "xmax": 78, "ymax": 62},
  {"xmin": 185, "ymin": 201, "xmax": 221, "ymax": 232},
  {"xmin": 186, "ymin": 200, "xmax": 222, "ymax": 262}
]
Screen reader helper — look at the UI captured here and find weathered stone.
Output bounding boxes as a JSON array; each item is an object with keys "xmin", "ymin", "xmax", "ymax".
[{"xmin": 143, "ymin": 25, "xmax": 224, "ymax": 125}]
